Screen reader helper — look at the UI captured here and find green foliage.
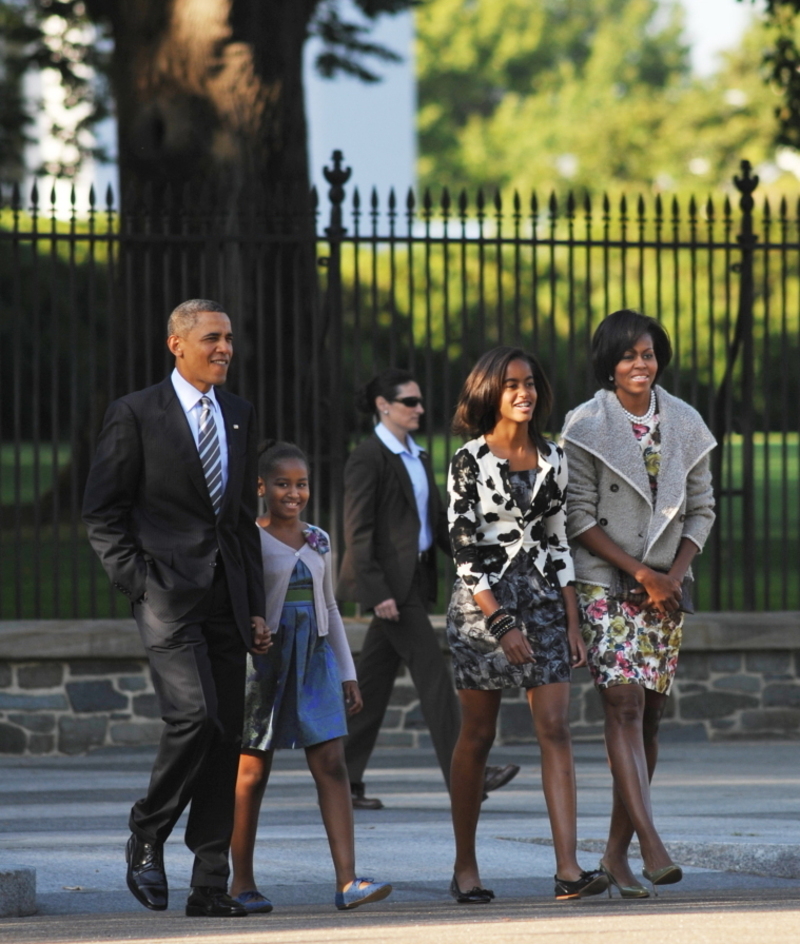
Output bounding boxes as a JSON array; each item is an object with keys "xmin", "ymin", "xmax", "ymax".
[
  {"xmin": 416, "ymin": 0, "xmax": 796, "ymax": 198},
  {"xmin": 0, "ymin": 0, "xmax": 111, "ymax": 179},
  {"xmin": 0, "ymin": 2, "xmax": 38, "ymax": 181},
  {"xmin": 739, "ymin": 0, "xmax": 800, "ymax": 149},
  {"xmin": 0, "ymin": 0, "xmax": 416, "ymax": 181}
]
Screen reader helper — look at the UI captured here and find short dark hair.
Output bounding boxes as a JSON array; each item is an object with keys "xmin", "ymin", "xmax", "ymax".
[
  {"xmin": 452, "ymin": 346, "xmax": 553, "ymax": 451},
  {"xmin": 592, "ymin": 309, "xmax": 672, "ymax": 390},
  {"xmin": 167, "ymin": 298, "xmax": 227, "ymax": 337},
  {"xmin": 356, "ymin": 368, "xmax": 416, "ymax": 416},
  {"xmin": 257, "ymin": 440, "xmax": 309, "ymax": 481}
]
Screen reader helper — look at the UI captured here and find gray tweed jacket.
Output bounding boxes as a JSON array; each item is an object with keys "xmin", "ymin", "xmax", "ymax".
[{"xmin": 560, "ymin": 386, "xmax": 716, "ymax": 587}]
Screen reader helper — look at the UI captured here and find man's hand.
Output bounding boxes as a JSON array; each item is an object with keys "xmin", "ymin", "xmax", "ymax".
[
  {"xmin": 250, "ymin": 616, "xmax": 271, "ymax": 654},
  {"xmin": 343, "ymin": 680, "xmax": 363, "ymax": 715},
  {"xmin": 374, "ymin": 598, "xmax": 400, "ymax": 621}
]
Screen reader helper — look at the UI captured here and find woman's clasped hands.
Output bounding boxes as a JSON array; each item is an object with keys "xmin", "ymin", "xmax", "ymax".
[{"xmin": 636, "ymin": 568, "xmax": 683, "ymax": 616}]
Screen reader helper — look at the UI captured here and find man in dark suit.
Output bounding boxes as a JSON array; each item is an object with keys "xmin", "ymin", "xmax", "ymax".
[
  {"xmin": 83, "ymin": 299, "xmax": 269, "ymax": 918},
  {"xmin": 337, "ymin": 369, "xmax": 518, "ymax": 809}
]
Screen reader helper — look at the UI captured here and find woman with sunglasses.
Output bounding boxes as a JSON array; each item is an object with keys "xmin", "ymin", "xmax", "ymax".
[{"xmin": 337, "ymin": 369, "xmax": 519, "ymax": 809}]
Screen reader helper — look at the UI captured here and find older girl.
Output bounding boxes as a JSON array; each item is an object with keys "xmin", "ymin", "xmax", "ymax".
[{"xmin": 446, "ymin": 347, "xmax": 605, "ymax": 904}]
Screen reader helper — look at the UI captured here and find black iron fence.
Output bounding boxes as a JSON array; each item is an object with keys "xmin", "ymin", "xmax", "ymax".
[{"xmin": 1, "ymin": 154, "xmax": 798, "ymax": 617}]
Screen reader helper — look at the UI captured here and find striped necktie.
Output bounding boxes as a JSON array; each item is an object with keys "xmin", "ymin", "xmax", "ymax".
[{"xmin": 198, "ymin": 396, "xmax": 223, "ymax": 514}]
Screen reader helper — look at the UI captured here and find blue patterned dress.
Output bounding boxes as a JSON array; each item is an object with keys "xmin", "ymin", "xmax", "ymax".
[
  {"xmin": 447, "ymin": 468, "xmax": 571, "ymax": 691},
  {"xmin": 242, "ymin": 558, "xmax": 348, "ymax": 751}
]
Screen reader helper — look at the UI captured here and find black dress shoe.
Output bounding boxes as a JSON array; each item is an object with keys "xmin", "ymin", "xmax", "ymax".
[
  {"xmin": 483, "ymin": 764, "xmax": 521, "ymax": 793},
  {"xmin": 350, "ymin": 782, "xmax": 384, "ymax": 810},
  {"xmin": 126, "ymin": 833, "xmax": 168, "ymax": 911},
  {"xmin": 186, "ymin": 886, "xmax": 248, "ymax": 917}
]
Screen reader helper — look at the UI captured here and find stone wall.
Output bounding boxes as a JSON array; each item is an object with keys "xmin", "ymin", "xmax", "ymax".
[
  {"xmin": 0, "ymin": 613, "xmax": 798, "ymax": 754},
  {"xmin": 346, "ymin": 613, "xmax": 800, "ymax": 747},
  {"xmin": 0, "ymin": 622, "xmax": 160, "ymax": 755}
]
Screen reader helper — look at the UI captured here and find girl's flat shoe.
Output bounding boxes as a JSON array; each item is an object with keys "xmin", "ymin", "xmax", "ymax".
[
  {"xmin": 335, "ymin": 877, "xmax": 392, "ymax": 911},
  {"xmin": 642, "ymin": 864, "xmax": 683, "ymax": 891},
  {"xmin": 554, "ymin": 869, "xmax": 609, "ymax": 900},
  {"xmin": 450, "ymin": 873, "xmax": 495, "ymax": 904},
  {"xmin": 233, "ymin": 889, "xmax": 274, "ymax": 913},
  {"xmin": 599, "ymin": 861, "xmax": 650, "ymax": 899}
]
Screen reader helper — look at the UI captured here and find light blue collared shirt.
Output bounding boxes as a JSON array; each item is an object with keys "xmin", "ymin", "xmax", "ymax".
[
  {"xmin": 375, "ymin": 422, "xmax": 432, "ymax": 553},
  {"xmin": 171, "ymin": 368, "xmax": 229, "ymax": 495}
]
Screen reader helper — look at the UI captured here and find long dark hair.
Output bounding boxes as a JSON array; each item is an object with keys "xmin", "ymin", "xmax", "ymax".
[
  {"xmin": 355, "ymin": 368, "xmax": 416, "ymax": 418},
  {"xmin": 452, "ymin": 346, "xmax": 553, "ymax": 451}
]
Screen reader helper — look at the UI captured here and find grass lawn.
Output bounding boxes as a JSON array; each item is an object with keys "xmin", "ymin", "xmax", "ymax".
[{"xmin": 2, "ymin": 435, "xmax": 798, "ymax": 618}]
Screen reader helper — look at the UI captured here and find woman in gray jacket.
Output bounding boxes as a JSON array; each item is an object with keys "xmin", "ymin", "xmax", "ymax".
[{"xmin": 561, "ymin": 310, "xmax": 715, "ymax": 898}]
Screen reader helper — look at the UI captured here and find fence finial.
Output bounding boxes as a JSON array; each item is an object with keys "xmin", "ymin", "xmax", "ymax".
[
  {"xmin": 324, "ymin": 149, "xmax": 352, "ymax": 238},
  {"xmin": 734, "ymin": 159, "xmax": 759, "ymax": 209}
]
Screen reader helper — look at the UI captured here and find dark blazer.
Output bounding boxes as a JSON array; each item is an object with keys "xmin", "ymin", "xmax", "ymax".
[
  {"xmin": 336, "ymin": 434, "xmax": 450, "ymax": 610},
  {"xmin": 82, "ymin": 376, "xmax": 265, "ymax": 645}
]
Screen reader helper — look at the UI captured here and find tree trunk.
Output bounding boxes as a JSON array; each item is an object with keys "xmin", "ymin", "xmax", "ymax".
[
  {"xmin": 82, "ymin": 0, "xmax": 326, "ymax": 452},
  {"xmin": 89, "ymin": 0, "xmax": 319, "ymax": 217}
]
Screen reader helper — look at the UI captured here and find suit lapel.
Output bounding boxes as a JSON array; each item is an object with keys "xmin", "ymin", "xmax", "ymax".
[
  {"xmin": 421, "ymin": 449, "xmax": 440, "ymax": 527},
  {"xmin": 156, "ymin": 378, "xmax": 214, "ymax": 512},
  {"xmin": 378, "ymin": 438, "xmax": 418, "ymax": 513}
]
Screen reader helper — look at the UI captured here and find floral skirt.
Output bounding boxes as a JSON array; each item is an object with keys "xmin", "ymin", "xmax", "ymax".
[
  {"xmin": 575, "ymin": 582, "xmax": 683, "ymax": 695},
  {"xmin": 446, "ymin": 551, "xmax": 571, "ymax": 691}
]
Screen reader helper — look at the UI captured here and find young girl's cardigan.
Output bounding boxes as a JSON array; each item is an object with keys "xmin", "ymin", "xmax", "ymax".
[{"xmin": 259, "ymin": 524, "xmax": 356, "ymax": 681}]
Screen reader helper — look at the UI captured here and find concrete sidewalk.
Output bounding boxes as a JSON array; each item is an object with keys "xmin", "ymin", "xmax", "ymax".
[{"xmin": 0, "ymin": 740, "xmax": 798, "ymax": 941}]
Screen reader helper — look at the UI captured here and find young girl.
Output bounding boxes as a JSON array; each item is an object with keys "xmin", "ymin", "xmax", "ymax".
[
  {"xmin": 446, "ymin": 347, "xmax": 606, "ymax": 903},
  {"xmin": 230, "ymin": 441, "xmax": 392, "ymax": 913}
]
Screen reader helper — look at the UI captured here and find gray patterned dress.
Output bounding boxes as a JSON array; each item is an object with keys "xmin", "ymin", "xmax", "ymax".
[{"xmin": 447, "ymin": 469, "xmax": 572, "ymax": 691}]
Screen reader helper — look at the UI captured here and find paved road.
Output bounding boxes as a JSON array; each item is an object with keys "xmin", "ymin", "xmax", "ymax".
[{"xmin": 1, "ymin": 741, "xmax": 798, "ymax": 942}]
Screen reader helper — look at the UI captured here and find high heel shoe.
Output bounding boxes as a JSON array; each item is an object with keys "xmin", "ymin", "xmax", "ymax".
[
  {"xmin": 641, "ymin": 864, "xmax": 682, "ymax": 896},
  {"xmin": 599, "ymin": 860, "xmax": 649, "ymax": 899}
]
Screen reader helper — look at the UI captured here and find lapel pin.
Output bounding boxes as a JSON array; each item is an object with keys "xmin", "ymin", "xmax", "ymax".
[{"xmin": 233, "ymin": 424, "xmax": 239, "ymax": 429}]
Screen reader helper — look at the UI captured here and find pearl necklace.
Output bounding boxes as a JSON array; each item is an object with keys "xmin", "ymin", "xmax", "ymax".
[{"xmin": 617, "ymin": 389, "xmax": 657, "ymax": 424}]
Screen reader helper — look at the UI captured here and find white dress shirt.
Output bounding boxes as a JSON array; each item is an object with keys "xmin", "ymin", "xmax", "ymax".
[
  {"xmin": 171, "ymin": 368, "xmax": 229, "ymax": 495},
  {"xmin": 375, "ymin": 422, "xmax": 432, "ymax": 553}
]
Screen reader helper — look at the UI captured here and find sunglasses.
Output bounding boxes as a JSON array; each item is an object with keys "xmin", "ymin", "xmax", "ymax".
[{"xmin": 392, "ymin": 396, "xmax": 424, "ymax": 408}]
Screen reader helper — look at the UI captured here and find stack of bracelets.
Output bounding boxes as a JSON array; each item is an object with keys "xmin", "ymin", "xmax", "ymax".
[{"xmin": 485, "ymin": 607, "xmax": 518, "ymax": 641}]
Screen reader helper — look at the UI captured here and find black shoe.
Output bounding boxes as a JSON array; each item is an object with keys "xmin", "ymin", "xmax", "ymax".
[
  {"xmin": 125, "ymin": 833, "xmax": 168, "ymax": 911},
  {"xmin": 351, "ymin": 782, "xmax": 384, "ymax": 810},
  {"xmin": 185, "ymin": 886, "xmax": 248, "ymax": 917},
  {"xmin": 483, "ymin": 764, "xmax": 521, "ymax": 793},
  {"xmin": 449, "ymin": 873, "xmax": 495, "ymax": 904},
  {"xmin": 554, "ymin": 869, "xmax": 609, "ymax": 900}
]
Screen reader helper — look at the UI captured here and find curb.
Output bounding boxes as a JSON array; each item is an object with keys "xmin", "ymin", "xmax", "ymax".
[
  {"xmin": 0, "ymin": 866, "xmax": 36, "ymax": 917},
  {"xmin": 498, "ymin": 838, "xmax": 800, "ymax": 880}
]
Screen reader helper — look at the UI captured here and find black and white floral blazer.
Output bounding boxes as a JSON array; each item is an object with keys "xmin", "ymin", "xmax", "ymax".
[{"xmin": 447, "ymin": 436, "xmax": 576, "ymax": 596}]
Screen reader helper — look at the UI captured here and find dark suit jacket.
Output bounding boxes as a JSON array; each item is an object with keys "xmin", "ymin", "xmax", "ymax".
[
  {"xmin": 336, "ymin": 434, "xmax": 450, "ymax": 610},
  {"xmin": 82, "ymin": 376, "xmax": 265, "ymax": 645}
]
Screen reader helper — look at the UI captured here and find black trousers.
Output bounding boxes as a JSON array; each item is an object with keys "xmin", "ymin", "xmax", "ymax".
[
  {"xmin": 130, "ymin": 569, "xmax": 246, "ymax": 888},
  {"xmin": 345, "ymin": 569, "xmax": 461, "ymax": 790}
]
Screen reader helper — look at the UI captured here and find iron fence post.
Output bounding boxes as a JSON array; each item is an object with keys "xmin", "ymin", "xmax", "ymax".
[
  {"xmin": 734, "ymin": 160, "xmax": 759, "ymax": 610},
  {"xmin": 323, "ymin": 150, "xmax": 351, "ymax": 569}
]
